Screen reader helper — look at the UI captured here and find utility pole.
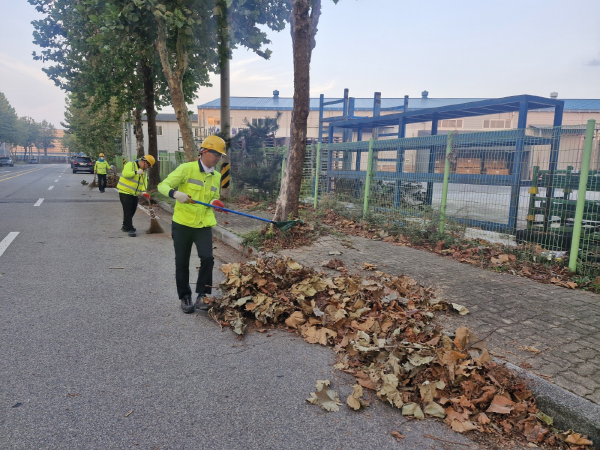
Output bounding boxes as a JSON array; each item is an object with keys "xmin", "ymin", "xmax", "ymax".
[{"xmin": 218, "ymin": 0, "xmax": 231, "ymax": 199}]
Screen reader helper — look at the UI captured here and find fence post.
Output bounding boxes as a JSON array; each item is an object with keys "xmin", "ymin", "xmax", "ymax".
[
  {"xmin": 313, "ymin": 143, "xmax": 322, "ymax": 209},
  {"xmin": 568, "ymin": 119, "xmax": 596, "ymax": 272},
  {"xmin": 439, "ymin": 131, "xmax": 454, "ymax": 234},
  {"xmin": 363, "ymin": 138, "xmax": 375, "ymax": 218}
]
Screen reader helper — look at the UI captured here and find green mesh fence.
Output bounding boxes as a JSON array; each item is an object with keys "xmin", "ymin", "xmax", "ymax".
[{"xmin": 313, "ymin": 123, "xmax": 600, "ymax": 276}]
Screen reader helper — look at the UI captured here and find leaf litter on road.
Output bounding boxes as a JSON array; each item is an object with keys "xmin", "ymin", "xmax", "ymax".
[{"xmin": 207, "ymin": 256, "xmax": 593, "ymax": 449}]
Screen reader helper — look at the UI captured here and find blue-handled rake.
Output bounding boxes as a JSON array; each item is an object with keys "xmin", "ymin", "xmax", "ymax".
[{"xmin": 192, "ymin": 200, "xmax": 304, "ymax": 231}]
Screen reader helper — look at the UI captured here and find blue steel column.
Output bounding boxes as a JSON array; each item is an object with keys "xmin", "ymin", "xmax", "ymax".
[
  {"xmin": 373, "ymin": 92, "xmax": 381, "ymax": 140},
  {"xmin": 318, "ymin": 94, "xmax": 324, "ymax": 144},
  {"xmin": 327, "ymin": 124, "xmax": 334, "ymax": 193},
  {"xmin": 394, "ymin": 115, "xmax": 407, "ymax": 208},
  {"xmin": 508, "ymin": 100, "xmax": 529, "ymax": 233},
  {"xmin": 549, "ymin": 103, "xmax": 564, "ymax": 197},
  {"xmin": 342, "ymin": 88, "xmax": 349, "ymax": 142},
  {"xmin": 316, "ymin": 94, "xmax": 324, "ymax": 197},
  {"xmin": 426, "ymin": 115, "xmax": 439, "ymax": 205},
  {"xmin": 542, "ymin": 103, "xmax": 564, "ymax": 231}
]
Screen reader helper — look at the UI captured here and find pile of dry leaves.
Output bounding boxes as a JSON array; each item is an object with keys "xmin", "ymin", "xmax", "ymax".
[{"xmin": 207, "ymin": 256, "xmax": 592, "ymax": 449}]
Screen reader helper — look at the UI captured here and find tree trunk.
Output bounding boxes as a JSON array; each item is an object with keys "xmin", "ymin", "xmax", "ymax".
[
  {"xmin": 274, "ymin": 0, "xmax": 317, "ymax": 221},
  {"xmin": 154, "ymin": 23, "xmax": 196, "ymax": 162},
  {"xmin": 133, "ymin": 106, "xmax": 144, "ymax": 158},
  {"xmin": 141, "ymin": 58, "xmax": 160, "ymax": 187}
]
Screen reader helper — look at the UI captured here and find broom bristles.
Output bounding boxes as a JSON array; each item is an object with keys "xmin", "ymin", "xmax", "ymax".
[{"xmin": 146, "ymin": 218, "xmax": 164, "ymax": 234}]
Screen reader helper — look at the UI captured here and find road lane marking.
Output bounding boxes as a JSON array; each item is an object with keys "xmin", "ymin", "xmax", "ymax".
[
  {"xmin": 0, "ymin": 232, "xmax": 19, "ymax": 258},
  {"xmin": 34, "ymin": 198, "xmax": 44, "ymax": 206},
  {"xmin": 48, "ymin": 186, "xmax": 54, "ymax": 190},
  {"xmin": 0, "ymin": 166, "xmax": 48, "ymax": 182},
  {"xmin": 54, "ymin": 179, "xmax": 58, "ymax": 182}
]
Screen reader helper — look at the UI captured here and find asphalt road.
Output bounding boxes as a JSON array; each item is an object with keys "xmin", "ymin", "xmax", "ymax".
[{"xmin": 0, "ymin": 164, "xmax": 485, "ymax": 449}]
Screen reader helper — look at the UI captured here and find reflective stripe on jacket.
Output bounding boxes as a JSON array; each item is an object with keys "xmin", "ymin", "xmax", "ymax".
[
  {"xmin": 157, "ymin": 160, "xmax": 221, "ymax": 228},
  {"xmin": 118, "ymin": 161, "xmax": 147, "ymax": 196},
  {"xmin": 94, "ymin": 160, "xmax": 111, "ymax": 175}
]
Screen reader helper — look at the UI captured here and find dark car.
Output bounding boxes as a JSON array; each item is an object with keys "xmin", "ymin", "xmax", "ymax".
[
  {"xmin": 29, "ymin": 158, "xmax": 38, "ymax": 164},
  {"xmin": 73, "ymin": 156, "xmax": 94, "ymax": 173},
  {"xmin": 0, "ymin": 156, "xmax": 14, "ymax": 167}
]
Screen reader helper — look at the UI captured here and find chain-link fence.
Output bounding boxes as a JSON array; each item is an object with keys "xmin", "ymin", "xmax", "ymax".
[{"xmin": 313, "ymin": 121, "xmax": 600, "ymax": 276}]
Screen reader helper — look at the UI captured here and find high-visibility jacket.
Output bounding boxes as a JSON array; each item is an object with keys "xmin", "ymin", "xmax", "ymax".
[
  {"xmin": 94, "ymin": 160, "xmax": 111, "ymax": 175},
  {"xmin": 157, "ymin": 160, "xmax": 221, "ymax": 228},
  {"xmin": 117, "ymin": 161, "xmax": 147, "ymax": 196}
]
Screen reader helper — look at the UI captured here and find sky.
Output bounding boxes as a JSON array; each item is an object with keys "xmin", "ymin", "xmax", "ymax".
[{"xmin": 1, "ymin": 0, "xmax": 599, "ymax": 129}]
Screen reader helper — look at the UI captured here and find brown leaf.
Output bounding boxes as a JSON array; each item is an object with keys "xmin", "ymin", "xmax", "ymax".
[
  {"xmin": 391, "ymin": 431, "xmax": 405, "ymax": 441},
  {"xmin": 564, "ymin": 433, "xmax": 593, "ymax": 446},
  {"xmin": 486, "ymin": 394, "xmax": 515, "ymax": 414},
  {"xmin": 285, "ymin": 311, "xmax": 306, "ymax": 329}
]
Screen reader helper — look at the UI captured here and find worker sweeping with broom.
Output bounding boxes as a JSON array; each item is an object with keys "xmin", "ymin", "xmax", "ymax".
[
  {"xmin": 118, "ymin": 154, "xmax": 155, "ymax": 237},
  {"xmin": 157, "ymin": 135, "xmax": 227, "ymax": 314}
]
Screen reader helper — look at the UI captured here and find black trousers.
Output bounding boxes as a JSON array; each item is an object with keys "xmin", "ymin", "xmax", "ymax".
[
  {"xmin": 171, "ymin": 221, "xmax": 214, "ymax": 300},
  {"xmin": 97, "ymin": 173, "xmax": 107, "ymax": 192},
  {"xmin": 119, "ymin": 192, "xmax": 138, "ymax": 231}
]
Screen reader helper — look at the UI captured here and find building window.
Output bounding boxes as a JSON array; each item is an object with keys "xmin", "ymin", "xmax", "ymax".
[
  {"xmin": 156, "ymin": 126, "xmax": 163, "ymax": 136},
  {"xmin": 252, "ymin": 118, "xmax": 265, "ymax": 126},
  {"xmin": 208, "ymin": 117, "xmax": 220, "ymax": 126},
  {"xmin": 483, "ymin": 119, "xmax": 512, "ymax": 129},
  {"xmin": 439, "ymin": 119, "xmax": 463, "ymax": 128}
]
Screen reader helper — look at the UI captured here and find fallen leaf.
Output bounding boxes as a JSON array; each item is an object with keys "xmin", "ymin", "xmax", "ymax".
[
  {"xmin": 451, "ymin": 303, "xmax": 470, "ymax": 315},
  {"xmin": 486, "ymin": 395, "xmax": 515, "ymax": 414},
  {"xmin": 564, "ymin": 433, "xmax": 593, "ymax": 446},
  {"xmin": 307, "ymin": 380, "xmax": 341, "ymax": 412},
  {"xmin": 402, "ymin": 402, "xmax": 424, "ymax": 420},
  {"xmin": 363, "ymin": 263, "xmax": 377, "ymax": 271},
  {"xmin": 346, "ymin": 384, "xmax": 367, "ymax": 410},
  {"xmin": 391, "ymin": 431, "xmax": 405, "ymax": 441},
  {"xmin": 285, "ymin": 311, "xmax": 306, "ymax": 329},
  {"xmin": 287, "ymin": 260, "xmax": 303, "ymax": 270},
  {"xmin": 423, "ymin": 402, "xmax": 446, "ymax": 418}
]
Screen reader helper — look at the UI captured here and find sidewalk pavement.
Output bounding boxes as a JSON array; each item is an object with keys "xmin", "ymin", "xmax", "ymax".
[{"xmin": 159, "ymin": 202, "xmax": 600, "ymax": 446}]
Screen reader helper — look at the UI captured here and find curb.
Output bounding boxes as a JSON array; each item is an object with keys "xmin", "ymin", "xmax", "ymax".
[
  {"xmin": 504, "ymin": 362, "xmax": 600, "ymax": 447},
  {"xmin": 157, "ymin": 200, "xmax": 600, "ymax": 446}
]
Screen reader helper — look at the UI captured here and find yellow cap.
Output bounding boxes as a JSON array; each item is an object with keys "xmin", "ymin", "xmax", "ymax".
[{"xmin": 99, "ymin": 153, "xmax": 105, "ymax": 157}]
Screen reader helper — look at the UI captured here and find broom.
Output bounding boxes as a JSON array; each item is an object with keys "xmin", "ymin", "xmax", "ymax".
[
  {"xmin": 145, "ymin": 197, "xmax": 164, "ymax": 234},
  {"xmin": 88, "ymin": 174, "xmax": 97, "ymax": 189}
]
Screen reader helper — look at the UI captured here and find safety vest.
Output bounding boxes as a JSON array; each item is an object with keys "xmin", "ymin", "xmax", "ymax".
[
  {"xmin": 118, "ymin": 161, "xmax": 147, "ymax": 196},
  {"xmin": 157, "ymin": 160, "xmax": 221, "ymax": 228},
  {"xmin": 94, "ymin": 160, "xmax": 111, "ymax": 175}
]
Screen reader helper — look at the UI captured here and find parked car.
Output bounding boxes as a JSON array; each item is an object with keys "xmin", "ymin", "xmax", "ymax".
[
  {"xmin": 0, "ymin": 156, "xmax": 14, "ymax": 167},
  {"xmin": 29, "ymin": 159, "xmax": 38, "ymax": 164},
  {"xmin": 72, "ymin": 156, "xmax": 94, "ymax": 173}
]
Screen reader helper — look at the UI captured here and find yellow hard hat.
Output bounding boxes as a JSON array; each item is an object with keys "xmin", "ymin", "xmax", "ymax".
[
  {"xmin": 141, "ymin": 154, "xmax": 156, "ymax": 167},
  {"xmin": 99, "ymin": 153, "xmax": 105, "ymax": 157},
  {"xmin": 200, "ymin": 135, "xmax": 226, "ymax": 155}
]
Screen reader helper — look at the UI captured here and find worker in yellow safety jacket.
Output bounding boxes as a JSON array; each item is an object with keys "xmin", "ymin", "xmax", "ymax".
[
  {"xmin": 118, "ymin": 154, "xmax": 155, "ymax": 237},
  {"xmin": 158, "ymin": 135, "xmax": 227, "ymax": 314},
  {"xmin": 94, "ymin": 153, "xmax": 112, "ymax": 193}
]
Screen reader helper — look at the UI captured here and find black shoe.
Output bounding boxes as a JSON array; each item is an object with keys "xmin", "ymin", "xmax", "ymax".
[
  {"xmin": 128, "ymin": 230, "xmax": 136, "ymax": 237},
  {"xmin": 181, "ymin": 295, "xmax": 195, "ymax": 314},
  {"xmin": 121, "ymin": 226, "xmax": 127, "ymax": 232},
  {"xmin": 195, "ymin": 295, "xmax": 210, "ymax": 311}
]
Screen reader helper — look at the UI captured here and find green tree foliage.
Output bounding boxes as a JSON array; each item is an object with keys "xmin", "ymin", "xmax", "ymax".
[
  {"xmin": 0, "ymin": 92, "xmax": 19, "ymax": 145},
  {"xmin": 16, "ymin": 117, "xmax": 41, "ymax": 160},
  {"xmin": 230, "ymin": 112, "xmax": 283, "ymax": 198},
  {"xmin": 62, "ymin": 95, "xmax": 122, "ymax": 162},
  {"xmin": 37, "ymin": 120, "xmax": 57, "ymax": 158}
]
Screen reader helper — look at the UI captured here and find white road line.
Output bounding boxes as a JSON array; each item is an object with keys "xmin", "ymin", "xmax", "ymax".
[
  {"xmin": 0, "ymin": 232, "xmax": 19, "ymax": 258},
  {"xmin": 54, "ymin": 179, "xmax": 58, "ymax": 182},
  {"xmin": 48, "ymin": 186, "xmax": 54, "ymax": 190},
  {"xmin": 34, "ymin": 198, "xmax": 44, "ymax": 206}
]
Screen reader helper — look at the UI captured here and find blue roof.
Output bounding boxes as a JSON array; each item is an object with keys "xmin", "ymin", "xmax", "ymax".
[{"xmin": 199, "ymin": 97, "xmax": 600, "ymax": 112}]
